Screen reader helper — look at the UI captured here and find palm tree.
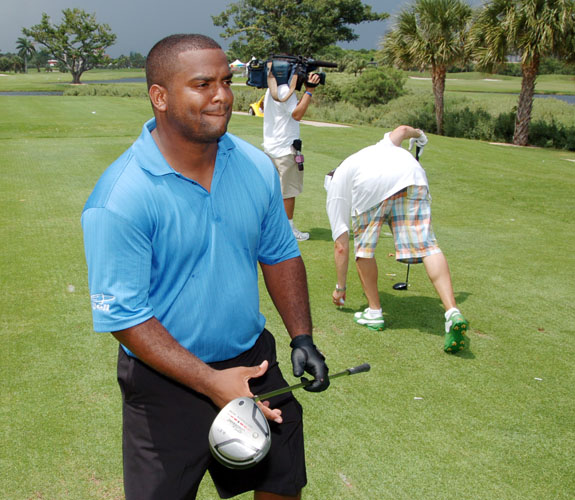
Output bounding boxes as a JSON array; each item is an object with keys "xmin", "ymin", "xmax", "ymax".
[
  {"xmin": 380, "ymin": 0, "xmax": 472, "ymax": 135},
  {"xmin": 16, "ymin": 37, "xmax": 36, "ymax": 73},
  {"xmin": 469, "ymin": 0, "xmax": 575, "ymax": 146}
]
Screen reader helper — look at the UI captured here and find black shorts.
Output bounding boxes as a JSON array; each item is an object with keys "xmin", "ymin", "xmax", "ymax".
[{"xmin": 117, "ymin": 329, "xmax": 306, "ymax": 499}]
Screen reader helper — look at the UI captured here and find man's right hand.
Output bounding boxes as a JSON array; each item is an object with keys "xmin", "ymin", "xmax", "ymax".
[
  {"xmin": 304, "ymin": 73, "xmax": 321, "ymax": 90},
  {"xmin": 208, "ymin": 361, "xmax": 283, "ymax": 423},
  {"xmin": 332, "ymin": 288, "xmax": 346, "ymax": 307}
]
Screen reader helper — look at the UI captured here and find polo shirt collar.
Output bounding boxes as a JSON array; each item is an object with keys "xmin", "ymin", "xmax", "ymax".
[{"xmin": 133, "ymin": 118, "xmax": 235, "ymax": 177}]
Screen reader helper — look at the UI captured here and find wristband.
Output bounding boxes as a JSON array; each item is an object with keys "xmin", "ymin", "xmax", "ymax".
[
  {"xmin": 335, "ymin": 284, "xmax": 346, "ymax": 292},
  {"xmin": 305, "ymin": 91, "xmax": 313, "ymax": 97}
]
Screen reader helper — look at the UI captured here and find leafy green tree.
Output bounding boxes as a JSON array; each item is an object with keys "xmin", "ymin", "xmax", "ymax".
[
  {"xmin": 32, "ymin": 48, "xmax": 51, "ymax": 72},
  {"xmin": 314, "ymin": 45, "xmax": 348, "ymax": 63},
  {"xmin": 16, "ymin": 37, "xmax": 36, "ymax": 73},
  {"xmin": 129, "ymin": 52, "xmax": 146, "ymax": 69},
  {"xmin": 468, "ymin": 0, "xmax": 575, "ymax": 146},
  {"xmin": 213, "ymin": 0, "xmax": 388, "ymax": 59},
  {"xmin": 344, "ymin": 66, "xmax": 406, "ymax": 107},
  {"xmin": 23, "ymin": 8, "xmax": 116, "ymax": 84},
  {"xmin": 342, "ymin": 53, "xmax": 369, "ymax": 76},
  {"xmin": 114, "ymin": 55, "xmax": 131, "ymax": 69},
  {"xmin": 0, "ymin": 55, "xmax": 20, "ymax": 73},
  {"xmin": 380, "ymin": 0, "xmax": 473, "ymax": 135}
]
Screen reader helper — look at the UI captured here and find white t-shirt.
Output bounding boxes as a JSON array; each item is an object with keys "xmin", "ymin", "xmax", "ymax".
[
  {"xmin": 263, "ymin": 85, "xmax": 299, "ymax": 158},
  {"xmin": 325, "ymin": 133, "xmax": 429, "ymax": 241}
]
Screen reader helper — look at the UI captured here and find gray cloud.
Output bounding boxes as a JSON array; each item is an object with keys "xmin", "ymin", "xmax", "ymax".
[{"xmin": 3, "ymin": 0, "xmax": 482, "ymax": 57}]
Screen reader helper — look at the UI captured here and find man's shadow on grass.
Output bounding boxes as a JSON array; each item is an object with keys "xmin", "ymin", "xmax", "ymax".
[{"xmin": 338, "ymin": 291, "xmax": 474, "ymax": 358}]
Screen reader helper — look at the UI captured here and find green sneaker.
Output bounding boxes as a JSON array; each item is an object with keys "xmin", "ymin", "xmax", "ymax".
[
  {"xmin": 354, "ymin": 309, "xmax": 385, "ymax": 331},
  {"xmin": 444, "ymin": 311, "xmax": 468, "ymax": 353}
]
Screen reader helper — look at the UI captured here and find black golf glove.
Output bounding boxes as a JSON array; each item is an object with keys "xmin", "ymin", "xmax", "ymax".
[{"xmin": 290, "ymin": 334, "xmax": 330, "ymax": 392}]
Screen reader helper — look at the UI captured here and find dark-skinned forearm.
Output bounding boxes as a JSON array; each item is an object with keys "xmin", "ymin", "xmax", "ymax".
[
  {"xmin": 112, "ymin": 317, "xmax": 218, "ymax": 396},
  {"xmin": 260, "ymin": 256, "xmax": 313, "ymax": 339}
]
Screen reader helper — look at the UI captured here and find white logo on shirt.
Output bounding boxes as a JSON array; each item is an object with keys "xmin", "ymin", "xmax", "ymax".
[{"xmin": 91, "ymin": 293, "xmax": 116, "ymax": 312}]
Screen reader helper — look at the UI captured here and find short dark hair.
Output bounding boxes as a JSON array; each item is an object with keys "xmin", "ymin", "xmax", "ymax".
[{"xmin": 145, "ymin": 34, "xmax": 222, "ymax": 90}]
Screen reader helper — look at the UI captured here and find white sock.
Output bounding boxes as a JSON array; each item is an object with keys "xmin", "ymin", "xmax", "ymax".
[
  {"xmin": 445, "ymin": 307, "xmax": 460, "ymax": 321},
  {"xmin": 288, "ymin": 219, "xmax": 294, "ymax": 229},
  {"xmin": 367, "ymin": 308, "xmax": 382, "ymax": 318}
]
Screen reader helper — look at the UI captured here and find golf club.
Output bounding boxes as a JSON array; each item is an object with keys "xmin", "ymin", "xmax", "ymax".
[
  {"xmin": 392, "ymin": 145, "xmax": 421, "ymax": 291},
  {"xmin": 392, "ymin": 264, "xmax": 410, "ymax": 291},
  {"xmin": 208, "ymin": 363, "xmax": 371, "ymax": 469}
]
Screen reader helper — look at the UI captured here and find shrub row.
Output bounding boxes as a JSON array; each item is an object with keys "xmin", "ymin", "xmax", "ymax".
[
  {"xmin": 63, "ymin": 84, "xmax": 148, "ymax": 98},
  {"xmin": 405, "ymin": 104, "xmax": 575, "ymax": 151}
]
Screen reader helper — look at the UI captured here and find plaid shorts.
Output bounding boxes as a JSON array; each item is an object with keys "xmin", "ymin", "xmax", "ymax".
[{"xmin": 352, "ymin": 185, "xmax": 441, "ymax": 264}]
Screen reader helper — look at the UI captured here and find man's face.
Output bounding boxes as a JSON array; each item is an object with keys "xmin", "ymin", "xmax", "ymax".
[{"xmin": 163, "ymin": 48, "xmax": 234, "ymax": 143}]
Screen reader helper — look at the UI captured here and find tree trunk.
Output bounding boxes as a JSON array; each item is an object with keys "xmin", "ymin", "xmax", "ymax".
[
  {"xmin": 513, "ymin": 60, "xmax": 539, "ymax": 146},
  {"xmin": 72, "ymin": 72, "xmax": 82, "ymax": 84},
  {"xmin": 431, "ymin": 65, "xmax": 446, "ymax": 135}
]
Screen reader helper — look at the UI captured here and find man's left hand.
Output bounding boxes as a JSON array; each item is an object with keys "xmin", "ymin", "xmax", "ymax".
[
  {"xmin": 409, "ymin": 130, "xmax": 428, "ymax": 156},
  {"xmin": 290, "ymin": 334, "xmax": 330, "ymax": 392}
]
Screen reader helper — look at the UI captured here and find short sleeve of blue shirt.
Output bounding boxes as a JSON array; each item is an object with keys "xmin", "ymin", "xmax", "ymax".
[
  {"xmin": 82, "ymin": 207, "xmax": 154, "ymax": 331},
  {"xmin": 82, "ymin": 120, "xmax": 300, "ymax": 362}
]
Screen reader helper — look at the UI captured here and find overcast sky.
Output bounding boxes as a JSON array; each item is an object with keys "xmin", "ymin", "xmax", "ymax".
[{"xmin": 3, "ymin": 0, "xmax": 483, "ymax": 58}]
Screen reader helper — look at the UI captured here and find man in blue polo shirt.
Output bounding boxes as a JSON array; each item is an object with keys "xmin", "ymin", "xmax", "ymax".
[{"xmin": 82, "ymin": 34, "xmax": 329, "ymax": 500}]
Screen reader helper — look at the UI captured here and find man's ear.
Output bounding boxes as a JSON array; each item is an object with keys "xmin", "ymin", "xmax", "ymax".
[{"xmin": 149, "ymin": 84, "xmax": 168, "ymax": 112}]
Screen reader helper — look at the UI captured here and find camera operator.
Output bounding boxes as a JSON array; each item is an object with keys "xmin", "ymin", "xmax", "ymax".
[{"xmin": 263, "ymin": 72, "xmax": 321, "ymax": 241}]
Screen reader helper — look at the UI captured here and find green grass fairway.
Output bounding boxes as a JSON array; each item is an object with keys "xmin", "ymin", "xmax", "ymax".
[
  {"xmin": 1, "ymin": 96, "xmax": 574, "ymax": 499},
  {"xmin": 405, "ymin": 71, "xmax": 575, "ymax": 95}
]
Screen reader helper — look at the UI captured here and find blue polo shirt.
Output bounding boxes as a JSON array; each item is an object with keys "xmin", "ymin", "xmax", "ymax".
[{"xmin": 82, "ymin": 119, "xmax": 300, "ymax": 362}]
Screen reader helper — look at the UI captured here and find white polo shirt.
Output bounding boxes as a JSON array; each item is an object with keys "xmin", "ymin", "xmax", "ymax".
[
  {"xmin": 325, "ymin": 133, "xmax": 429, "ymax": 241},
  {"xmin": 262, "ymin": 85, "xmax": 299, "ymax": 158}
]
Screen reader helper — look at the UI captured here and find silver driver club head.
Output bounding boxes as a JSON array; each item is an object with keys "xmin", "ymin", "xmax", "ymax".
[{"xmin": 208, "ymin": 397, "xmax": 271, "ymax": 469}]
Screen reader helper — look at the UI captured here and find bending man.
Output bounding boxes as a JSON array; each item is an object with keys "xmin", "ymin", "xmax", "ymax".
[{"xmin": 325, "ymin": 125, "xmax": 468, "ymax": 353}]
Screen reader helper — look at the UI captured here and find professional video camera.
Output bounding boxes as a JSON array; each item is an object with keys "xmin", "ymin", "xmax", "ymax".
[{"xmin": 246, "ymin": 55, "xmax": 337, "ymax": 97}]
